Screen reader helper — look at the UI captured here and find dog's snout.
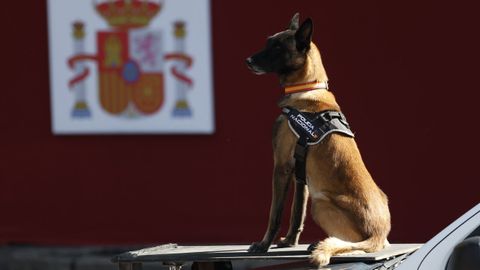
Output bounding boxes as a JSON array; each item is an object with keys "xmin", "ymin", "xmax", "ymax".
[{"xmin": 246, "ymin": 56, "xmax": 266, "ymax": 75}]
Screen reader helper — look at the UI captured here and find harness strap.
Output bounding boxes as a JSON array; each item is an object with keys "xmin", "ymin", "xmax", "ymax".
[
  {"xmin": 282, "ymin": 107, "xmax": 354, "ymax": 185},
  {"xmin": 294, "ymin": 136, "xmax": 308, "ymax": 184}
]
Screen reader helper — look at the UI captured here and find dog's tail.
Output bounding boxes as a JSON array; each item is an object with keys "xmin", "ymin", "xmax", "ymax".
[{"xmin": 311, "ymin": 236, "xmax": 388, "ymax": 266}]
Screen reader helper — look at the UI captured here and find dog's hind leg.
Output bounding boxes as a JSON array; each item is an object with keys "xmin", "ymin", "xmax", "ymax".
[{"xmin": 277, "ymin": 180, "xmax": 309, "ymax": 247}]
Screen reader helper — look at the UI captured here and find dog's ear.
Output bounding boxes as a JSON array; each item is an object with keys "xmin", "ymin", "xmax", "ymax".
[
  {"xmin": 288, "ymin": 13, "xmax": 300, "ymax": 30},
  {"xmin": 295, "ymin": 18, "xmax": 313, "ymax": 52}
]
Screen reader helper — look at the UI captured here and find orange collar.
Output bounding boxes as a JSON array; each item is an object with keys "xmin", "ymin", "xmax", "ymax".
[{"xmin": 284, "ymin": 80, "xmax": 329, "ymax": 95}]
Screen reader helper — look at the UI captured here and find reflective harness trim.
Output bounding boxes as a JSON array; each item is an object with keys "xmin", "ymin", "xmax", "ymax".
[{"xmin": 282, "ymin": 107, "xmax": 355, "ymax": 185}]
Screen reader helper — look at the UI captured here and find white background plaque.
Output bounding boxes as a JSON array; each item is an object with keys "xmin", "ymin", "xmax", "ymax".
[{"xmin": 48, "ymin": 0, "xmax": 214, "ymax": 134}]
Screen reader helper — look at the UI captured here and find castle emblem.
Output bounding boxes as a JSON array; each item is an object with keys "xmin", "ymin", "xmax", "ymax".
[{"xmin": 68, "ymin": 0, "xmax": 193, "ymax": 118}]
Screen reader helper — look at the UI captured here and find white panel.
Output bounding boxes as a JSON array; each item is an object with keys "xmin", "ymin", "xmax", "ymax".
[{"xmin": 47, "ymin": 0, "xmax": 215, "ymax": 134}]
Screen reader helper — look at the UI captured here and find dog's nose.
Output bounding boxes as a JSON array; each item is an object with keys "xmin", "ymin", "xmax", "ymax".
[{"xmin": 246, "ymin": 57, "xmax": 253, "ymax": 66}]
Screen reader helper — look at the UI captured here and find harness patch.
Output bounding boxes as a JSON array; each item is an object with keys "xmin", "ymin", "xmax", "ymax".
[
  {"xmin": 281, "ymin": 107, "xmax": 355, "ymax": 185},
  {"xmin": 286, "ymin": 112, "xmax": 320, "ymax": 141},
  {"xmin": 282, "ymin": 107, "xmax": 354, "ymax": 145}
]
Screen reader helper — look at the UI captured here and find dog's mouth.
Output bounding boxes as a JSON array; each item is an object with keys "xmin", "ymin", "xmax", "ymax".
[
  {"xmin": 249, "ymin": 67, "xmax": 266, "ymax": 75},
  {"xmin": 246, "ymin": 58, "xmax": 266, "ymax": 75}
]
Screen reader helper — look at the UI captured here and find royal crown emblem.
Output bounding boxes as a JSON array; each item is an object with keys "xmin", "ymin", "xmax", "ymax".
[
  {"xmin": 95, "ymin": 0, "xmax": 161, "ymax": 29},
  {"xmin": 67, "ymin": 0, "xmax": 194, "ymax": 119}
]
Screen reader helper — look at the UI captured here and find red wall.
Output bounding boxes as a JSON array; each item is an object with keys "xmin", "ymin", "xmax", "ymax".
[{"xmin": 1, "ymin": 0, "xmax": 479, "ymax": 246}]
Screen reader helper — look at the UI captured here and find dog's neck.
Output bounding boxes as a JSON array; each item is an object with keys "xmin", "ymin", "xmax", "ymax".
[{"xmin": 278, "ymin": 43, "xmax": 340, "ymax": 112}]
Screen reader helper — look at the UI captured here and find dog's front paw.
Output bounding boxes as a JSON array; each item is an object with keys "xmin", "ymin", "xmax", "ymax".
[
  {"xmin": 248, "ymin": 241, "xmax": 270, "ymax": 253},
  {"xmin": 276, "ymin": 237, "xmax": 297, "ymax": 248}
]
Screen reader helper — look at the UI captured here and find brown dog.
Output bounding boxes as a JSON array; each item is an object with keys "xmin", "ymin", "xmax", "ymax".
[{"xmin": 245, "ymin": 13, "xmax": 391, "ymax": 266}]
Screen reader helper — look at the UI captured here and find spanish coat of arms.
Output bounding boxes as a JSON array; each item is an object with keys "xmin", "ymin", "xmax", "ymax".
[{"xmin": 48, "ymin": 0, "xmax": 214, "ymax": 134}]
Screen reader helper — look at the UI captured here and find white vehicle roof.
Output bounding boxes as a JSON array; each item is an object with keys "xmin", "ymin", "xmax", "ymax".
[{"xmin": 396, "ymin": 203, "xmax": 480, "ymax": 270}]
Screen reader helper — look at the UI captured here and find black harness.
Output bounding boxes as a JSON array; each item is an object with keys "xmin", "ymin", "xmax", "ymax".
[{"xmin": 281, "ymin": 107, "xmax": 355, "ymax": 185}]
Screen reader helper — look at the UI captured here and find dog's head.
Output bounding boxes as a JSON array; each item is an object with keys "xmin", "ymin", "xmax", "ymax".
[{"xmin": 246, "ymin": 13, "xmax": 313, "ymax": 76}]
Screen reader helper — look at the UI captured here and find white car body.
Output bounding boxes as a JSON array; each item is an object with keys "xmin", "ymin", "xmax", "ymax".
[{"xmin": 396, "ymin": 203, "xmax": 480, "ymax": 270}]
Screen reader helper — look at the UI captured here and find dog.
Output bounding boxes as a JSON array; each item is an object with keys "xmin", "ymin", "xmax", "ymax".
[{"xmin": 245, "ymin": 13, "xmax": 391, "ymax": 266}]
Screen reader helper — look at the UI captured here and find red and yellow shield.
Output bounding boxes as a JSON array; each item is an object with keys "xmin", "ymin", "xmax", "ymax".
[{"xmin": 96, "ymin": 29, "xmax": 164, "ymax": 116}]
